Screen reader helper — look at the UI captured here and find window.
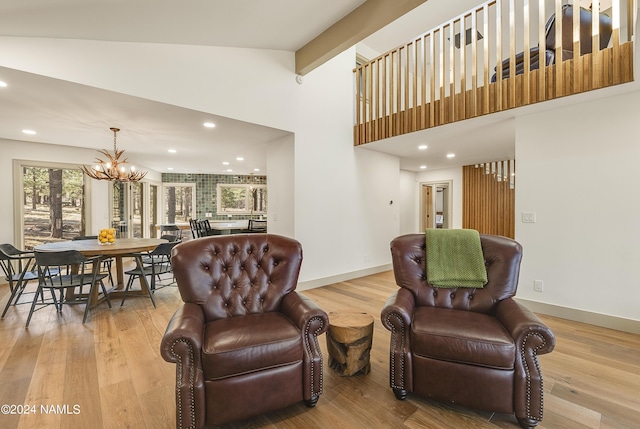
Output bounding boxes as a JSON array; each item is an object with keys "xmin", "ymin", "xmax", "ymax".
[
  {"xmin": 217, "ymin": 184, "xmax": 267, "ymax": 214},
  {"xmin": 163, "ymin": 183, "xmax": 195, "ymax": 224},
  {"xmin": 14, "ymin": 160, "xmax": 89, "ymax": 249}
]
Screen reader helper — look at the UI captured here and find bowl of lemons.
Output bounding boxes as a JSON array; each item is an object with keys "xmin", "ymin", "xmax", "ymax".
[{"xmin": 98, "ymin": 228, "xmax": 116, "ymax": 245}]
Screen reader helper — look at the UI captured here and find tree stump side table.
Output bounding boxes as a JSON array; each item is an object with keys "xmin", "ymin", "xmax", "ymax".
[{"xmin": 326, "ymin": 311, "xmax": 374, "ymax": 376}]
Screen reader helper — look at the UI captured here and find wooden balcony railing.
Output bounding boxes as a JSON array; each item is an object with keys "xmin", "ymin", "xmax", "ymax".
[{"xmin": 354, "ymin": 0, "xmax": 636, "ymax": 146}]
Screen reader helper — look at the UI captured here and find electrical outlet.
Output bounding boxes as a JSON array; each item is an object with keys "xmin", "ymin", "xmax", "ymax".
[{"xmin": 534, "ymin": 280, "xmax": 544, "ymax": 292}]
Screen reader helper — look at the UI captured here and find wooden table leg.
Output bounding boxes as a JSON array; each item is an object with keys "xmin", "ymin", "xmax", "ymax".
[{"xmin": 115, "ymin": 256, "xmax": 125, "ymax": 289}]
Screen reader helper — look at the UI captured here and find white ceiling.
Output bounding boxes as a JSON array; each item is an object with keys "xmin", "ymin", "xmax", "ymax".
[
  {"xmin": 0, "ymin": 0, "xmax": 367, "ymax": 51},
  {"xmin": 0, "ymin": 0, "xmax": 522, "ymax": 175}
]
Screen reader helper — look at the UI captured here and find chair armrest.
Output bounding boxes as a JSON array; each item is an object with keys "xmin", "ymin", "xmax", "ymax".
[
  {"xmin": 281, "ymin": 292, "xmax": 328, "ymax": 401},
  {"xmin": 380, "ymin": 288, "xmax": 415, "ymax": 331},
  {"xmin": 281, "ymin": 292, "xmax": 328, "ymax": 335},
  {"xmin": 160, "ymin": 302, "xmax": 206, "ymax": 429},
  {"xmin": 380, "ymin": 288, "xmax": 415, "ymax": 393},
  {"xmin": 84, "ymin": 255, "xmax": 105, "ymax": 266},
  {"xmin": 12, "ymin": 251, "xmax": 34, "ymax": 259},
  {"xmin": 496, "ymin": 298, "xmax": 555, "ymax": 423},
  {"xmin": 495, "ymin": 298, "xmax": 555, "ymax": 355},
  {"xmin": 161, "ymin": 302, "xmax": 205, "ymax": 363}
]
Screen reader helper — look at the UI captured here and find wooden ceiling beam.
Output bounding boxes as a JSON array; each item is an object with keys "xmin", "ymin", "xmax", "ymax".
[{"xmin": 295, "ymin": 0, "xmax": 428, "ymax": 75}]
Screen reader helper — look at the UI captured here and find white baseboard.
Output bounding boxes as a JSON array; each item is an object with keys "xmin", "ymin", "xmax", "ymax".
[
  {"xmin": 516, "ymin": 298, "xmax": 640, "ymax": 334},
  {"xmin": 298, "ymin": 264, "xmax": 392, "ymax": 291}
]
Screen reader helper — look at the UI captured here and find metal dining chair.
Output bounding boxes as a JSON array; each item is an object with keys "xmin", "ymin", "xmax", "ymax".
[
  {"xmin": 27, "ymin": 250, "xmax": 112, "ymax": 326},
  {"xmin": 121, "ymin": 241, "xmax": 180, "ymax": 307},
  {"xmin": 0, "ymin": 243, "xmax": 57, "ymax": 318},
  {"xmin": 160, "ymin": 224, "xmax": 182, "ymax": 240},
  {"xmin": 72, "ymin": 235, "xmax": 115, "ymax": 288},
  {"xmin": 160, "ymin": 234, "xmax": 179, "ymax": 243}
]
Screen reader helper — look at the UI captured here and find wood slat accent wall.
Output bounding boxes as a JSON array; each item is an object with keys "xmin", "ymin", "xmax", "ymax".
[
  {"xmin": 354, "ymin": 0, "xmax": 636, "ymax": 146},
  {"xmin": 463, "ymin": 161, "xmax": 515, "ymax": 238}
]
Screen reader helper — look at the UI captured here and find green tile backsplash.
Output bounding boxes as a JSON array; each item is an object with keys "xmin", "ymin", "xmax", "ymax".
[{"xmin": 162, "ymin": 173, "xmax": 266, "ymax": 221}]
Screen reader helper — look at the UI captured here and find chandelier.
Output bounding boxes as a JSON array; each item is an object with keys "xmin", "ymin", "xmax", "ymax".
[{"xmin": 81, "ymin": 127, "xmax": 147, "ymax": 182}]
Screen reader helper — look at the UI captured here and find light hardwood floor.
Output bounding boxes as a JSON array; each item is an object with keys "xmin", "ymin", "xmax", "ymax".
[{"xmin": 0, "ymin": 270, "xmax": 639, "ymax": 429}]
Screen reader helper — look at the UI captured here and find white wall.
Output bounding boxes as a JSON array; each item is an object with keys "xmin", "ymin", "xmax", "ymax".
[
  {"xmin": 266, "ymin": 135, "xmax": 295, "ymax": 239},
  {"xmin": 515, "ymin": 88, "xmax": 640, "ymax": 321},
  {"xmin": 399, "ymin": 170, "xmax": 418, "ymax": 234},
  {"xmin": 0, "ymin": 38, "xmax": 400, "ymax": 285},
  {"xmin": 291, "ymin": 50, "xmax": 400, "ymax": 280},
  {"xmin": 0, "ymin": 37, "xmax": 297, "ymax": 131}
]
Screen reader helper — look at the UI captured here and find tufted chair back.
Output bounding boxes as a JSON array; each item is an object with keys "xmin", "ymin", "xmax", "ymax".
[
  {"xmin": 546, "ymin": 4, "xmax": 613, "ymax": 57},
  {"xmin": 390, "ymin": 233, "xmax": 522, "ymax": 314},
  {"xmin": 171, "ymin": 234, "xmax": 302, "ymax": 321}
]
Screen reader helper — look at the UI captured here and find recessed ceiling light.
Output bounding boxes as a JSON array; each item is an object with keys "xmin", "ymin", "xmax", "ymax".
[
  {"xmin": 22, "ymin": 129, "xmax": 36, "ymax": 135},
  {"xmin": 167, "ymin": 167, "xmax": 174, "ymax": 171},
  {"xmin": 446, "ymin": 153, "xmax": 456, "ymax": 158},
  {"xmin": 418, "ymin": 145, "xmax": 428, "ymax": 150},
  {"xmin": 222, "ymin": 161, "xmax": 230, "ymax": 165},
  {"xmin": 203, "ymin": 122, "xmax": 216, "ymax": 128},
  {"xmin": 419, "ymin": 165, "xmax": 427, "ymax": 169},
  {"xmin": 168, "ymin": 149, "xmax": 177, "ymax": 153},
  {"xmin": 0, "ymin": 81, "xmax": 7, "ymax": 87},
  {"xmin": 226, "ymin": 169, "xmax": 233, "ymax": 172},
  {"xmin": 236, "ymin": 157, "xmax": 244, "ymax": 161},
  {"xmin": 253, "ymin": 168, "xmax": 260, "ymax": 172}
]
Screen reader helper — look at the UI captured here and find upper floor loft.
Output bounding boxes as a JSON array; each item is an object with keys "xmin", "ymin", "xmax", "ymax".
[{"xmin": 354, "ymin": 0, "xmax": 636, "ymax": 146}]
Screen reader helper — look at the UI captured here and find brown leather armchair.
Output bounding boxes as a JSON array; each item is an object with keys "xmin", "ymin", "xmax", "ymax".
[
  {"xmin": 492, "ymin": 4, "xmax": 613, "ymax": 82},
  {"xmin": 381, "ymin": 233, "xmax": 555, "ymax": 428},
  {"xmin": 160, "ymin": 234, "xmax": 328, "ymax": 428}
]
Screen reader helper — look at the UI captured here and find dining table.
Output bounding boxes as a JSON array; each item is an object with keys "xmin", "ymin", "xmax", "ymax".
[{"xmin": 34, "ymin": 237, "xmax": 167, "ymax": 307}]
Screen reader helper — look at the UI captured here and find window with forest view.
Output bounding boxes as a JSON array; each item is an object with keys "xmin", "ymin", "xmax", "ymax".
[
  {"xmin": 21, "ymin": 164, "xmax": 86, "ymax": 250},
  {"xmin": 164, "ymin": 183, "xmax": 195, "ymax": 224},
  {"xmin": 217, "ymin": 184, "xmax": 267, "ymax": 214}
]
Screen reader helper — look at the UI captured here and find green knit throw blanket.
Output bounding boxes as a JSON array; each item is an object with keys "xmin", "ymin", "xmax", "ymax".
[{"xmin": 425, "ymin": 229, "xmax": 488, "ymax": 288}]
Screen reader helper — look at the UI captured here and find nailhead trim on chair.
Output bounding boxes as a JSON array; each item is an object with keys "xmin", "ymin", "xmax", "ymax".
[
  {"xmin": 170, "ymin": 339, "xmax": 197, "ymax": 429},
  {"xmin": 306, "ymin": 316, "xmax": 325, "ymax": 397},
  {"xmin": 521, "ymin": 332, "xmax": 546, "ymax": 422},
  {"xmin": 385, "ymin": 313, "xmax": 405, "ymax": 390}
]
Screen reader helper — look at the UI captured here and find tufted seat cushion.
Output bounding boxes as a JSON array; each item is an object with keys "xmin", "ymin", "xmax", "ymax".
[
  {"xmin": 202, "ymin": 312, "xmax": 303, "ymax": 380},
  {"xmin": 411, "ymin": 306, "xmax": 515, "ymax": 370}
]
